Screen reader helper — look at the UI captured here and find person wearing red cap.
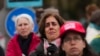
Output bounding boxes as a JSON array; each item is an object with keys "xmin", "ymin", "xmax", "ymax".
[{"xmin": 59, "ymin": 21, "xmax": 98, "ymax": 56}]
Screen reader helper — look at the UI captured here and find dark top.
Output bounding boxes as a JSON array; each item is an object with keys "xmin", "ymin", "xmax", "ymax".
[
  {"xmin": 18, "ymin": 33, "xmax": 32, "ymax": 56},
  {"xmin": 0, "ymin": 46, "xmax": 4, "ymax": 56},
  {"xmin": 30, "ymin": 41, "xmax": 59, "ymax": 56}
]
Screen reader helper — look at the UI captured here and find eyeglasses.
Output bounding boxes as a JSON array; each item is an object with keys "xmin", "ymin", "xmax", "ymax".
[{"xmin": 63, "ymin": 36, "xmax": 82, "ymax": 43}]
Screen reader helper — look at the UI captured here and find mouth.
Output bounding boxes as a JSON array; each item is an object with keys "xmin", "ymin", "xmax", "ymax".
[
  {"xmin": 49, "ymin": 31, "xmax": 55, "ymax": 35},
  {"xmin": 21, "ymin": 31, "xmax": 27, "ymax": 33},
  {"xmin": 70, "ymin": 47, "xmax": 78, "ymax": 52}
]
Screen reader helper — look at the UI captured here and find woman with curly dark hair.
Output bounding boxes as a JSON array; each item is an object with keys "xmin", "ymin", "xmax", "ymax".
[{"xmin": 30, "ymin": 8, "xmax": 65, "ymax": 56}]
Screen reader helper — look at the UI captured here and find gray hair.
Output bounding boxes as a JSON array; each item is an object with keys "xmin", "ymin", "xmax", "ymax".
[
  {"xmin": 13, "ymin": 13, "xmax": 34, "ymax": 27},
  {"xmin": 13, "ymin": 14, "xmax": 34, "ymax": 33}
]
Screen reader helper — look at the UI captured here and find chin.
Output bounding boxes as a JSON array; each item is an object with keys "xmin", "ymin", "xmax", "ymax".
[
  {"xmin": 21, "ymin": 34, "xmax": 28, "ymax": 37},
  {"xmin": 70, "ymin": 52, "xmax": 80, "ymax": 56}
]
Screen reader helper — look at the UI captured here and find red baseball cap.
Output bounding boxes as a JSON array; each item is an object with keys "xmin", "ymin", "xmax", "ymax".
[{"xmin": 60, "ymin": 21, "xmax": 85, "ymax": 36}]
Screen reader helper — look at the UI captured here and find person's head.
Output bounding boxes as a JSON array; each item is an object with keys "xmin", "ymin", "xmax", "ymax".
[
  {"xmin": 14, "ymin": 14, "xmax": 34, "ymax": 38},
  {"xmin": 85, "ymin": 4, "xmax": 99, "ymax": 22},
  {"xmin": 39, "ymin": 8, "xmax": 64, "ymax": 42},
  {"xmin": 60, "ymin": 21, "xmax": 87, "ymax": 56},
  {"xmin": 90, "ymin": 10, "xmax": 100, "ymax": 26},
  {"xmin": 35, "ymin": 8, "xmax": 44, "ymax": 23}
]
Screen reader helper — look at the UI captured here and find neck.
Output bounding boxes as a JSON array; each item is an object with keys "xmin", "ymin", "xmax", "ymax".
[
  {"xmin": 67, "ymin": 54, "xmax": 82, "ymax": 56},
  {"xmin": 47, "ymin": 38, "xmax": 59, "ymax": 43},
  {"xmin": 47, "ymin": 39, "xmax": 54, "ymax": 43},
  {"xmin": 67, "ymin": 55, "xmax": 82, "ymax": 56},
  {"xmin": 19, "ymin": 32, "xmax": 32, "ymax": 39},
  {"xmin": 23, "ymin": 36, "xmax": 28, "ymax": 39}
]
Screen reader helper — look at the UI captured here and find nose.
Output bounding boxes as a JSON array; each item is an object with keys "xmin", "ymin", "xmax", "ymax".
[
  {"xmin": 70, "ymin": 40, "xmax": 76, "ymax": 45},
  {"xmin": 21, "ymin": 25, "xmax": 25, "ymax": 30},
  {"xmin": 49, "ymin": 23, "xmax": 53, "ymax": 30}
]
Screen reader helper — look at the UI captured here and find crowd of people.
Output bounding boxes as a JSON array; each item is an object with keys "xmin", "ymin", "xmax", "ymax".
[{"xmin": 0, "ymin": 4, "xmax": 99, "ymax": 56}]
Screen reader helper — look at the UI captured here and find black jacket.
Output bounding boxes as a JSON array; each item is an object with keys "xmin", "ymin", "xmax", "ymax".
[
  {"xmin": 29, "ymin": 41, "xmax": 59, "ymax": 56},
  {"xmin": 0, "ymin": 46, "xmax": 4, "ymax": 56}
]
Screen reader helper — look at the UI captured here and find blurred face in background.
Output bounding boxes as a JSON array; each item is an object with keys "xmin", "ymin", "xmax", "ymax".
[
  {"xmin": 45, "ymin": 16, "xmax": 60, "ymax": 42},
  {"xmin": 62, "ymin": 32, "xmax": 86, "ymax": 56},
  {"xmin": 16, "ymin": 17, "xmax": 33, "ymax": 38}
]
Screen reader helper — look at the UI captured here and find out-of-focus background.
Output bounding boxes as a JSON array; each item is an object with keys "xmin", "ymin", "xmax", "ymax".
[{"xmin": 0, "ymin": 0, "xmax": 100, "ymax": 51}]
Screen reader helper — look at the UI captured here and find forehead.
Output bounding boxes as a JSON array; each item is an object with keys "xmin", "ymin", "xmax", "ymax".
[{"xmin": 45, "ymin": 16, "xmax": 58, "ymax": 23}]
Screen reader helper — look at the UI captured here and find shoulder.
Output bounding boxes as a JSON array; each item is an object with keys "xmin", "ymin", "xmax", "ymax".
[
  {"xmin": 31, "ymin": 33, "xmax": 41, "ymax": 43},
  {"xmin": 7, "ymin": 35, "xmax": 19, "ymax": 47},
  {"xmin": 29, "ymin": 41, "xmax": 44, "ymax": 56},
  {"xmin": 33, "ymin": 33, "xmax": 40, "ymax": 38},
  {"xmin": 8, "ymin": 35, "xmax": 18, "ymax": 43}
]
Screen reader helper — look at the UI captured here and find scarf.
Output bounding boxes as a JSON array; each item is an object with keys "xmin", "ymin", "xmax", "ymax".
[{"xmin": 44, "ymin": 38, "xmax": 61, "ymax": 55}]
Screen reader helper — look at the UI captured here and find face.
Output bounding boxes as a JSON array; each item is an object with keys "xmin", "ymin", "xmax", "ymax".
[
  {"xmin": 45, "ymin": 16, "xmax": 60, "ymax": 42},
  {"xmin": 16, "ymin": 17, "xmax": 33, "ymax": 38},
  {"xmin": 62, "ymin": 32, "xmax": 86, "ymax": 56}
]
